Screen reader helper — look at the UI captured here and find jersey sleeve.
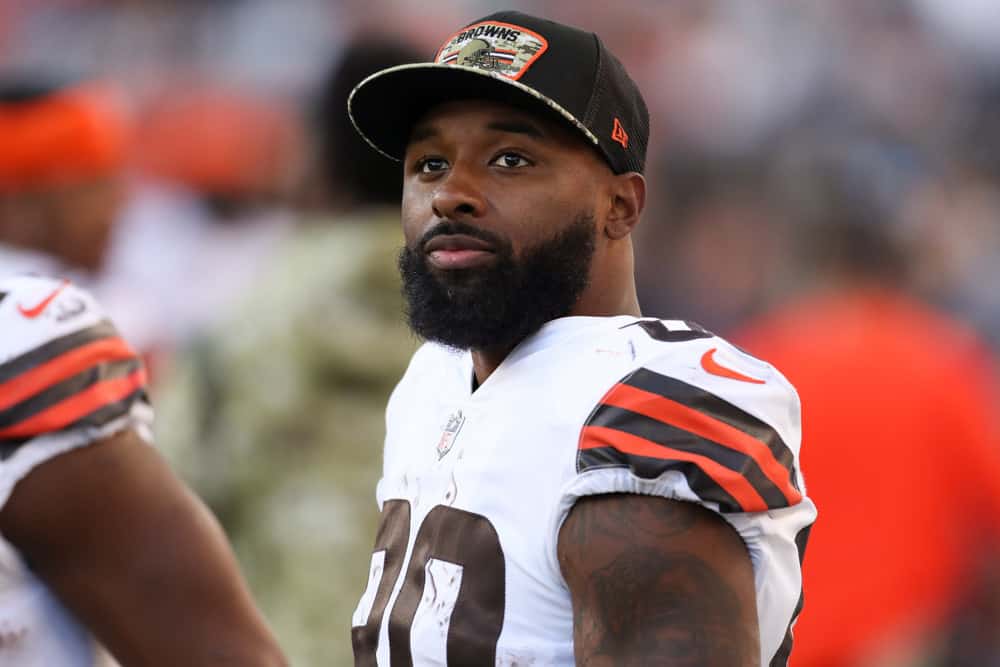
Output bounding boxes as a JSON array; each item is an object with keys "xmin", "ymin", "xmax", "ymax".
[
  {"xmin": 0, "ymin": 275, "xmax": 153, "ymax": 507},
  {"xmin": 576, "ymin": 357, "xmax": 802, "ymax": 514},
  {"xmin": 555, "ymin": 335, "xmax": 817, "ymax": 666}
]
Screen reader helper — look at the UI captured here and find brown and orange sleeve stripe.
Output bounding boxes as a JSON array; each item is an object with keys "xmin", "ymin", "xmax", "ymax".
[
  {"xmin": 578, "ymin": 368, "xmax": 801, "ymax": 514},
  {"xmin": 0, "ymin": 321, "xmax": 148, "ymax": 456}
]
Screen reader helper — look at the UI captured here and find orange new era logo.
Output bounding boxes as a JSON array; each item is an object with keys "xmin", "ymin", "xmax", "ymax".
[{"xmin": 611, "ymin": 117, "xmax": 629, "ymax": 148}]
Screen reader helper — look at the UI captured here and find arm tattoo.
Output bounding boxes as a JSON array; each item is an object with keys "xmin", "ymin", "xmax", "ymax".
[
  {"xmin": 560, "ymin": 493, "xmax": 697, "ymax": 553},
  {"xmin": 560, "ymin": 496, "xmax": 759, "ymax": 667},
  {"xmin": 580, "ymin": 549, "xmax": 748, "ymax": 666}
]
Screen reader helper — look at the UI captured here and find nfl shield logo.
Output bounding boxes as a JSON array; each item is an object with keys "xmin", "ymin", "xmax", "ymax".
[{"xmin": 436, "ymin": 410, "xmax": 466, "ymax": 459}]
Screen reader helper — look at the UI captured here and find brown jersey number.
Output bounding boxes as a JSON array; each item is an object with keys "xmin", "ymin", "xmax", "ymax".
[{"xmin": 352, "ymin": 500, "xmax": 505, "ymax": 665}]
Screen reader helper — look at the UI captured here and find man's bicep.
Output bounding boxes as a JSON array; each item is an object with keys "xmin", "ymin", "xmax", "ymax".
[
  {"xmin": 557, "ymin": 494, "xmax": 760, "ymax": 667},
  {"xmin": 0, "ymin": 428, "xmax": 285, "ymax": 667}
]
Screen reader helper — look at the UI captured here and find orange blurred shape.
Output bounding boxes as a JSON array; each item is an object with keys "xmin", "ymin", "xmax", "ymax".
[
  {"xmin": 0, "ymin": 82, "xmax": 130, "ymax": 191},
  {"xmin": 735, "ymin": 288, "xmax": 1000, "ymax": 667},
  {"xmin": 133, "ymin": 88, "xmax": 301, "ymax": 198}
]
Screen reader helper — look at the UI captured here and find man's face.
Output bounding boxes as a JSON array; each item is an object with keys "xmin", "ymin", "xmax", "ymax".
[{"xmin": 399, "ymin": 100, "xmax": 608, "ymax": 350}]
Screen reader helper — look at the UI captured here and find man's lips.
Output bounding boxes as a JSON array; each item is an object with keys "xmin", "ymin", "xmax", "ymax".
[{"xmin": 423, "ymin": 234, "xmax": 496, "ymax": 270}]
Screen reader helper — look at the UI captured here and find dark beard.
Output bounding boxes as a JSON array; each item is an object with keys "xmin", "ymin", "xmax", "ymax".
[{"xmin": 398, "ymin": 213, "xmax": 596, "ymax": 351}]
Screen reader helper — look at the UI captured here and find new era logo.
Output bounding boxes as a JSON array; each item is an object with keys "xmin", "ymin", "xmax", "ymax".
[{"xmin": 611, "ymin": 118, "xmax": 629, "ymax": 148}]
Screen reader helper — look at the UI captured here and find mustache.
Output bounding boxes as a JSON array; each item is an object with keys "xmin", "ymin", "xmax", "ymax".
[{"xmin": 417, "ymin": 220, "xmax": 508, "ymax": 250}]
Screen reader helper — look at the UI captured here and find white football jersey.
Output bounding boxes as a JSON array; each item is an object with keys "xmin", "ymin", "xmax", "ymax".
[
  {"xmin": 0, "ymin": 275, "xmax": 152, "ymax": 666},
  {"xmin": 352, "ymin": 315, "xmax": 817, "ymax": 666}
]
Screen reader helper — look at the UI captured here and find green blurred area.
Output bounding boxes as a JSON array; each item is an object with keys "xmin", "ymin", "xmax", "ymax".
[{"xmin": 154, "ymin": 211, "xmax": 417, "ymax": 666}]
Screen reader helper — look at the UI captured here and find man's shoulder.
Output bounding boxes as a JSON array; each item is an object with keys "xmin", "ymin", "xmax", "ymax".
[
  {"xmin": 612, "ymin": 317, "xmax": 799, "ymax": 411},
  {"xmin": 0, "ymin": 274, "xmax": 148, "ymax": 439},
  {"xmin": 392, "ymin": 342, "xmax": 468, "ymax": 398},
  {"xmin": 0, "ymin": 275, "xmax": 112, "ymax": 363},
  {"xmin": 573, "ymin": 317, "xmax": 804, "ymax": 514}
]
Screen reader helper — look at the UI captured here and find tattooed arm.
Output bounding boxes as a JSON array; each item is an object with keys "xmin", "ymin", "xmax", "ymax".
[{"xmin": 558, "ymin": 494, "xmax": 760, "ymax": 667}]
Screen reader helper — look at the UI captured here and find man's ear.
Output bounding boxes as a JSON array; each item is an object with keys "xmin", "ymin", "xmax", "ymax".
[{"xmin": 604, "ymin": 172, "xmax": 646, "ymax": 240}]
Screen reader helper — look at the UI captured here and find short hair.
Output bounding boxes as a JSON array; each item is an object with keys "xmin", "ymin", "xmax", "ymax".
[{"xmin": 314, "ymin": 37, "xmax": 424, "ymax": 206}]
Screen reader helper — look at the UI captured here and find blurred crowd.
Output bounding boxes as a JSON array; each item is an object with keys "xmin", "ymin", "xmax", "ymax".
[{"xmin": 4, "ymin": 1, "xmax": 1000, "ymax": 665}]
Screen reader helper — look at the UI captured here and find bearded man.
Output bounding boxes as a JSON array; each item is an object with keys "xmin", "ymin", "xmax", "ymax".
[{"xmin": 347, "ymin": 11, "xmax": 816, "ymax": 666}]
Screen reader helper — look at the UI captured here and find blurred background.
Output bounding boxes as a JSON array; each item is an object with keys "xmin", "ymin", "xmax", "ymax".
[{"xmin": 5, "ymin": 0, "xmax": 1000, "ymax": 665}]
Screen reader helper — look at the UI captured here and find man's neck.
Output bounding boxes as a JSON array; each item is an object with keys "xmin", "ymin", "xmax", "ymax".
[
  {"xmin": 469, "ymin": 307, "xmax": 644, "ymax": 387},
  {"xmin": 471, "ymin": 343, "xmax": 517, "ymax": 388},
  {"xmin": 467, "ymin": 271, "xmax": 643, "ymax": 386}
]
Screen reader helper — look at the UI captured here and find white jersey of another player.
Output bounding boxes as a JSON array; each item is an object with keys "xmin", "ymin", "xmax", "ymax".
[
  {"xmin": 0, "ymin": 275, "xmax": 152, "ymax": 666},
  {"xmin": 352, "ymin": 315, "xmax": 817, "ymax": 666}
]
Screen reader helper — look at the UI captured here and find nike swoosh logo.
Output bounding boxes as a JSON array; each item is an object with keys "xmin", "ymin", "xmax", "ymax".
[
  {"xmin": 700, "ymin": 347, "xmax": 766, "ymax": 384},
  {"xmin": 17, "ymin": 280, "xmax": 70, "ymax": 319}
]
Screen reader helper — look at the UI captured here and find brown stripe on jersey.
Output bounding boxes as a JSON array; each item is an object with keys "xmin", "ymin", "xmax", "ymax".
[
  {"xmin": 594, "ymin": 381, "xmax": 800, "ymax": 508},
  {"xmin": 0, "ymin": 320, "xmax": 118, "ymax": 385},
  {"xmin": 0, "ymin": 436, "xmax": 29, "ymax": 460},
  {"xmin": 587, "ymin": 404, "xmax": 791, "ymax": 509},
  {"xmin": 579, "ymin": 444, "xmax": 743, "ymax": 513},
  {"xmin": 0, "ymin": 358, "xmax": 142, "ymax": 431},
  {"xmin": 581, "ymin": 423, "xmax": 770, "ymax": 511},
  {"xmin": 0, "ymin": 337, "xmax": 137, "ymax": 414},
  {"xmin": 769, "ymin": 524, "xmax": 812, "ymax": 667},
  {"xmin": 623, "ymin": 368, "xmax": 799, "ymax": 490},
  {"xmin": 64, "ymin": 386, "xmax": 147, "ymax": 433},
  {"xmin": 0, "ymin": 386, "xmax": 148, "ymax": 460},
  {"xmin": 0, "ymin": 366, "xmax": 146, "ymax": 441}
]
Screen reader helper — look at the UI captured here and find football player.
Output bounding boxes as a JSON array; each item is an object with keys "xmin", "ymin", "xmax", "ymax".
[
  {"xmin": 347, "ymin": 10, "xmax": 817, "ymax": 666},
  {"xmin": 0, "ymin": 274, "xmax": 286, "ymax": 665}
]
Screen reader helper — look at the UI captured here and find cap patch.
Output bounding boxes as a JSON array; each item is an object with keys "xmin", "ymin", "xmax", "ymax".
[{"xmin": 435, "ymin": 21, "xmax": 548, "ymax": 81}]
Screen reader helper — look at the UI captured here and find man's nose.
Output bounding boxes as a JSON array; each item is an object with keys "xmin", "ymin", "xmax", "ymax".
[{"xmin": 431, "ymin": 167, "xmax": 487, "ymax": 220}]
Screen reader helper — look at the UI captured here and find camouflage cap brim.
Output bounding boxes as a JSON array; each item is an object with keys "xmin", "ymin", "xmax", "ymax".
[{"xmin": 347, "ymin": 63, "xmax": 600, "ymax": 163}]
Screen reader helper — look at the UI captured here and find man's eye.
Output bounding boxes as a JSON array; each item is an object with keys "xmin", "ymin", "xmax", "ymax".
[
  {"xmin": 418, "ymin": 158, "xmax": 449, "ymax": 173},
  {"xmin": 491, "ymin": 153, "xmax": 531, "ymax": 169}
]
